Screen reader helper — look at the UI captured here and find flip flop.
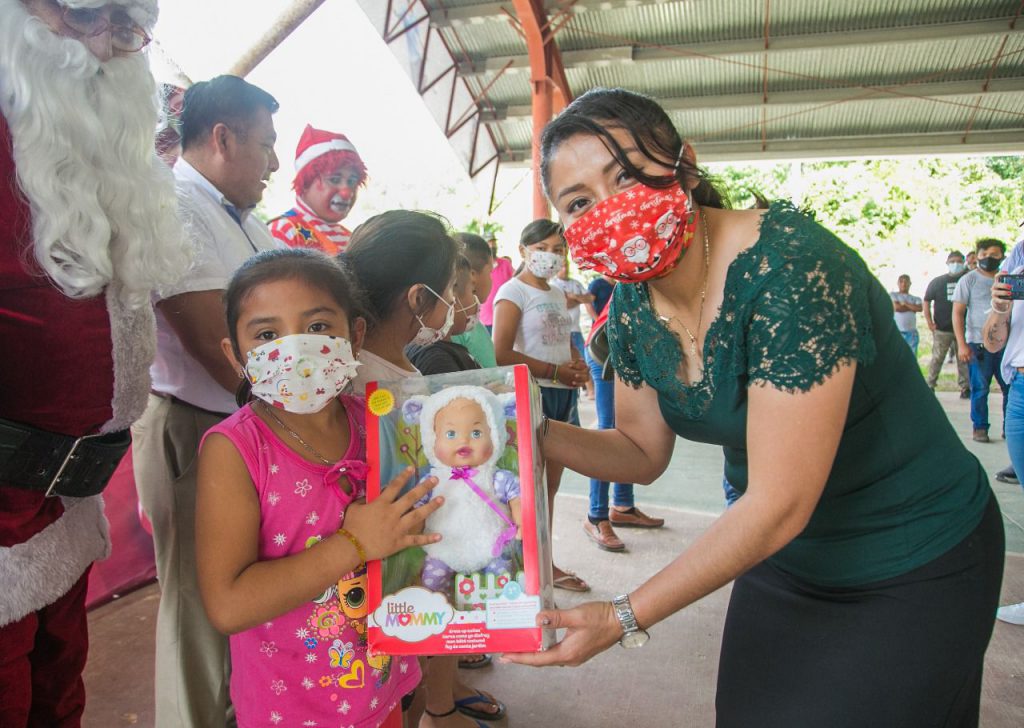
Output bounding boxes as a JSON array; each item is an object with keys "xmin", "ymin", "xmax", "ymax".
[
  {"xmin": 457, "ymin": 653, "xmax": 492, "ymax": 669},
  {"xmin": 552, "ymin": 570, "xmax": 590, "ymax": 592},
  {"xmin": 455, "ymin": 690, "xmax": 507, "ymax": 722},
  {"xmin": 426, "ymin": 705, "xmax": 488, "ymax": 727}
]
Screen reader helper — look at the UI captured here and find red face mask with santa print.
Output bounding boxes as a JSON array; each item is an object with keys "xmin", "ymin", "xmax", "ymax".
[{"xmin": 563, "ymin": 183, "xmax": 697, "ymax": 283}]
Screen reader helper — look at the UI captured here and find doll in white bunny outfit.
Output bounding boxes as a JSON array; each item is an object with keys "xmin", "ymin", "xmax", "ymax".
[{"xmin": 401, "ymin": 386, "xmax": 522, "ymax": 593}]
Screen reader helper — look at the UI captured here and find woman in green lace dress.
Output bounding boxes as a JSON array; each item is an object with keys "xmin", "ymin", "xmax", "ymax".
[{"xmin": 502, "ymin": 89, "xmax": 1005, "ymax": 727}]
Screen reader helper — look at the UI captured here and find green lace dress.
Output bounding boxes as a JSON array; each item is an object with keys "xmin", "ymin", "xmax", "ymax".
[{"xmin": 607, "ymin": 202, "xmax": 992, "ymax": 588}]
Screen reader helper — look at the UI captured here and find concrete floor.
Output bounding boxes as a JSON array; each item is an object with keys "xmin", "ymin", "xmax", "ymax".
[{"xmin": 83, "ymin": 389, "xmax": 1024, "ymax": 727}]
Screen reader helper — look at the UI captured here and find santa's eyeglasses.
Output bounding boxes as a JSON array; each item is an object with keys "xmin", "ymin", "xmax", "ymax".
[{"xmin": 60, "ymin": 4, "xmax": 152, "ymax": 53}]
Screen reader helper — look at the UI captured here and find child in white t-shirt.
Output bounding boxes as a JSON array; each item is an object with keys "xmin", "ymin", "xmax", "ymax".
[{"xmin": 492, "ymin": 219, "xmax": 591, "ymax": 593}]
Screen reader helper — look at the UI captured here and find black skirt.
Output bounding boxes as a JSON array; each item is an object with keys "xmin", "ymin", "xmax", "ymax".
[{"xmin": 716, "ymin": 495, "xmax": 1005, "ymax": 728}]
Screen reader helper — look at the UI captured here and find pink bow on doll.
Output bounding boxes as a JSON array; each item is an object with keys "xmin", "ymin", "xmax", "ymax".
[{"xmin": 450, "ymin": 466, "xmax": 518, "ymax": 557}]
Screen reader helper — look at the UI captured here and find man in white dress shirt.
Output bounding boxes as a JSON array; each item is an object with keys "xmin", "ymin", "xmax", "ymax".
[{"xmin": 132, "ymin": 74, "xmax": 281, "ymax": 728}]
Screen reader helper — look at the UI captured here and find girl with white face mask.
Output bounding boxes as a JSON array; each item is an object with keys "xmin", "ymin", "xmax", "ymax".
[
  {"xmin": 492, "ymin": 219, "xmax": 592, "ymax": 594},
  {"xmin": 195, "ymin": 248, "xmax": 443, "ymax": 728},
  {"xmin": 343, "ymin": 211, "xmax": 509, "ymax": 727},
  {"xmin": 343, "ymin": 210, "xmax": 458, "ymax": 391}
]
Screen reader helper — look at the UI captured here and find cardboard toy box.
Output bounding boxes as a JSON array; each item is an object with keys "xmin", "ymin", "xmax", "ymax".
[{"xmin": 365, "ymin": 364, "xmax": 555, "ymax": 656}]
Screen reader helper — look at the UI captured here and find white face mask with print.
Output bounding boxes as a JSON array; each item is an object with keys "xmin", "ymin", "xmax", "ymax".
[
  {"xmin": 411, "ymin": 285, "xmax": 455, "ymax": 346},
  {"xmin": 526, "ymin": 250, "xmax": 564, "ymax": 279},
  {"xmin": 245, "ymin": 334, "xmax": 361, "ymax": 414},
  {"xmin": 457, "ymin": 295, "xmax": 481, "ymax": 333}
]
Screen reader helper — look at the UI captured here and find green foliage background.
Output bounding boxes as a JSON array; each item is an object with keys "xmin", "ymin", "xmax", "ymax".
[{"xmin": 707, "ymin": 156, "xmax": 1024, "ymax": 285}]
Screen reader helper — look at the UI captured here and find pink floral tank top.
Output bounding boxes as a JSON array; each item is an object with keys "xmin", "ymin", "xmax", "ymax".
[{"xmin": 205, "ymin": 395, "xmax": 420, "ymax": 727}]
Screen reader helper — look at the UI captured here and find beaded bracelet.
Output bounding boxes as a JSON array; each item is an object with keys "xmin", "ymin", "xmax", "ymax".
[{"xmin": 337, "ymin": 528, "xmax": 367, "ymax": 570}]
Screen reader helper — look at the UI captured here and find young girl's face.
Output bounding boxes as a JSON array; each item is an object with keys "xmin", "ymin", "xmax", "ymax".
[
  {"xmin": 520, "ymin": 233, "xmax": 567, "ymax": 262},
  {"xmin": 225, "ymin": 277, "xmax": 364, "ymax": 366},
  {"xmin": 413, "ymin": 277, "xmax": 456, "ymax": 331},
  {"xmin": 433, "ymin": 398, "xmax": 493, "ymax": 468}
]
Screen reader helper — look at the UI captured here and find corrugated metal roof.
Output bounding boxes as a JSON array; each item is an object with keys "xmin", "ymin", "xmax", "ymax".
[{"xmin": 357, "ymin": 0, "xmax": 1024, "ymax": 177}]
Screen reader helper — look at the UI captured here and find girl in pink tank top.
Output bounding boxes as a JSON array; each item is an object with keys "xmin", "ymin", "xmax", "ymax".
[{"xmin": 196, "ymin": 249, "xmax": 444, "ymax": 728}]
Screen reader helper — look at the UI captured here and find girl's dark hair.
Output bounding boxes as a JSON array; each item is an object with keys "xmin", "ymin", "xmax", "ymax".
[
  {"xmin": 343, "ymin": 210, "xmax": 458, "ymax": 328},
  {"xmin": 539, "ymin": 87, "xmax": 727, "ymax": 209},
  {"xmin": 520, "ymin": 219, "xmax": 563, "ymax": 247},
  {"xmin": 224, "ymin": 247, "xmax": 366, "ymax": 406}
]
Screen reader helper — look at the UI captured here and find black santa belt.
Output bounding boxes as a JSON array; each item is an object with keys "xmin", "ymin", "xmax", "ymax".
[{"xmin": 0, "ymin": 417, "xmax": 130, "ymax": 497}]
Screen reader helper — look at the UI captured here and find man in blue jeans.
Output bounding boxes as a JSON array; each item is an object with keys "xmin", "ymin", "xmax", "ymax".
[
  {"xmin": 981, "ymin": 238, "xmax": 1024, "ymax": 624},
  {"xmin": 953, "ymin": 239, "xmax": 1009, "ymax": 442}
]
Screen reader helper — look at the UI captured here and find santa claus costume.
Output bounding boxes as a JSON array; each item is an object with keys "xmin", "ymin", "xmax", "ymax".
[
  {"xmin": 268, "ymin": 124, "xmax": 367, "ymax": 255},
  {"xmin": 0, "ymin": 0, "xmax": 188, "ymax": 723}
]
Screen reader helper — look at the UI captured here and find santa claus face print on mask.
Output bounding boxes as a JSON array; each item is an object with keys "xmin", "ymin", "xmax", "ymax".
[{"xmin": 0, "ymin": 0, "xmax": 189, "ymax": 307}]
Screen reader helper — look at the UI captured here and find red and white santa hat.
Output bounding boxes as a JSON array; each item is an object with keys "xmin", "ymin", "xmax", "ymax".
[
  {"xmin": 292, "ymin": 124, "xmax": 367, "ymax": 192},
  {"xmin": 63, "ymin": 0, "xmax": 159, "ymax": 30}
]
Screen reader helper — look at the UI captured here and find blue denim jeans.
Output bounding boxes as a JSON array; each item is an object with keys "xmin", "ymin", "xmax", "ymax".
[
  {"xmin": 968, "ymin": 343, "xmax": 1008, "ymax": 431},
  {"xmin": 584, "ymin": 349, "xmax": 634, "ymax": 519},
  {"xmin": 1004, "ymin": 372, "xmax": 1024, "ymax": 492},
  {"xmin": 899, "ymin": 329, "xmax": 919, "ymax": 357}
]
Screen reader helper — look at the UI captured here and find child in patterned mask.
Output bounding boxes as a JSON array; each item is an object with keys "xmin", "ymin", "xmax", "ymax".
[{"xmin": 195, "ymin": 248, "xmax": 445, "ymax": 728}]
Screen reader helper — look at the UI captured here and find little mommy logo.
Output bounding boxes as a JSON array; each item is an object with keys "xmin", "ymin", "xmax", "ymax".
[{"xmin": 373, "ymin": 588, "xmax": 454, "ymax": 641}]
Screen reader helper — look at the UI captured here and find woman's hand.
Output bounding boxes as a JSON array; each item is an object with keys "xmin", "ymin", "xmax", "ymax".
[
  {"xmin": 499, "ymin": 601, "xmax": 622, "ymax": 667},
  {"xmin": 343, "ymin": 468, "xmax": 443, "ymax": 561}
]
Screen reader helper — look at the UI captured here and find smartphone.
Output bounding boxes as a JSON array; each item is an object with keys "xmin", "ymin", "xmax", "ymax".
[{"xmin": 1001, "ymin": 273, "xmax": 1024, "ymax": 300}]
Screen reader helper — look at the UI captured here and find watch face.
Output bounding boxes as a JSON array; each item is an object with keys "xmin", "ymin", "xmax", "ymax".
[{"xmin": 620, "ymin": 629, "xmax": 650, "ymax": 649}]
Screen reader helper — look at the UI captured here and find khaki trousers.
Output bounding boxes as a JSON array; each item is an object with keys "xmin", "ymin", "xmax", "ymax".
[
  {"xmin": 132, "ymin": 394, "xmax": 234, "ymax": 728},
  {"xmin": 927, "ymin": 329, "xmax": 968, "ymax": 391}
]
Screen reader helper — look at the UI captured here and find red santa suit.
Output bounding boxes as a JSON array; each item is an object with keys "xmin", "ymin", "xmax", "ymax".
[{"xmin": 0, "ymin": 107, "xmax": 155, "ymax": 723}]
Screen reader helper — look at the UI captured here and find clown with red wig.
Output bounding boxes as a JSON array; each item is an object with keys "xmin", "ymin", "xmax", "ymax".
[{"xmin": 268, "ymin": 124, "xmax": 367, "ymax": 255}]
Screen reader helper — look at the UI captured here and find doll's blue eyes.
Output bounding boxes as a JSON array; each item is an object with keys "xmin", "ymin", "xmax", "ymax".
[{"xmin": 444, "ymin": 429, "xmax": 483, "ymax": 439}]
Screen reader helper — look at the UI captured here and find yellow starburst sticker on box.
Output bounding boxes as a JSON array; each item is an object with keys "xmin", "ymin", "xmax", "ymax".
[{"xmin": 368, "ymin": 388, "xmax": 395, "ymax": 416}]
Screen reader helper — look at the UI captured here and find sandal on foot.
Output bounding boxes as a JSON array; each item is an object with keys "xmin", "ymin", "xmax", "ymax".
[
  {"xmin": 552, "ymin": 570, "xmax": 590, "ymax": 592},
  {"xmin": 425, "ymin": 705, "xmax": 488, "ymax": 727},
  {"xmin": 457, "ymin": 653, "xmax": 492, "ymax": 669},
  {"xmin": 455, "ymin": 690, "xmax": 507, "ymax": 721}
]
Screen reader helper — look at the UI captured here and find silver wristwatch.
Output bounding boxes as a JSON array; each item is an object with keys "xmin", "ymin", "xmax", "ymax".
[{"xmin": 611, "ymin": 594, "xmax": 650, "ymax": 648}]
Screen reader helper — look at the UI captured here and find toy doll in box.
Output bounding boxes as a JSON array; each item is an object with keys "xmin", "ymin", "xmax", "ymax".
[
  {"xmin": 366, "ymin": 365, "xmax": 554, "ymax": 655},
  {"xmin": 402, "ymin": 385, "xmax": 522, "ymax": 594}
]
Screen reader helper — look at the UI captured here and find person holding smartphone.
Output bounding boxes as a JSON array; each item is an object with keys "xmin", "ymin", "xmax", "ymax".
[
  {"xmin": 982, "ymin": 241, "xmax": 1024, "ymax": 625},
  {"xmin": 952, "ymin": 239, "xmax": 1009, "ymax": 442}
]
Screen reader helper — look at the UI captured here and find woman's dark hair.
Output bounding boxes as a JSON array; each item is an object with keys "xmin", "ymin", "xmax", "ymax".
[
  {"xmin": 181, "ymin": 75, "xmax": 279, "ymax": 151},
  {"xmin": 539, "ymin": 87, "xmax": 727, "ymax": 209},
  {"xmin": 224, "ymin": 247, "xmax": 366, "ymax": 406},
  {"xmin": 454, "ymin": 232, "xmax": 493, "ymax": 271},
  {"xmin": 520, "ymin": 219, "xmax": 563, "ymax": 247},
  {"xmin": 344, "ymin": 210, "xmax": 458, "ymax": 328}
]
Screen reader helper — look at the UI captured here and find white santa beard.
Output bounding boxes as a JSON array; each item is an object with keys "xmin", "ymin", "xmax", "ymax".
[{"xmin": 0, "ymin": 0, "xmax": 190, "ymax": 308}]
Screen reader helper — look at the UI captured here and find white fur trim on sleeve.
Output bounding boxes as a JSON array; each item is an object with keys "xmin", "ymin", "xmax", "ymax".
[{"xmin": 0, "ymin": 496, "xmax": 111, "ymax": 627}]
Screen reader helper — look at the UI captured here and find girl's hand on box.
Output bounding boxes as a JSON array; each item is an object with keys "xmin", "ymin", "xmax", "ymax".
[
  {"xmin": 343, "ymin": 468, "xmax": 443, "ymax": 561},
  {"xmin": 499, "ymin": 601, "xmax": 621, "ymax": 667}
]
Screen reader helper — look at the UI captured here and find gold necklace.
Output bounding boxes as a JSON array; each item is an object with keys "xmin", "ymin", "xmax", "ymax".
[
  {"xmin": 259, "ymin": 401, "xmax": 332, "ymax": 465},
  {"xmin": 657, "ymin": 209, "xmax": 711, "ymax": 358}
]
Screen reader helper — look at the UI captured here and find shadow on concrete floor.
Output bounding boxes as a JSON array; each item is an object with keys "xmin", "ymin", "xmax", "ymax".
[{"xmin": 84, "ymin": 495, "xmax": 1024, "ymax": 727}]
